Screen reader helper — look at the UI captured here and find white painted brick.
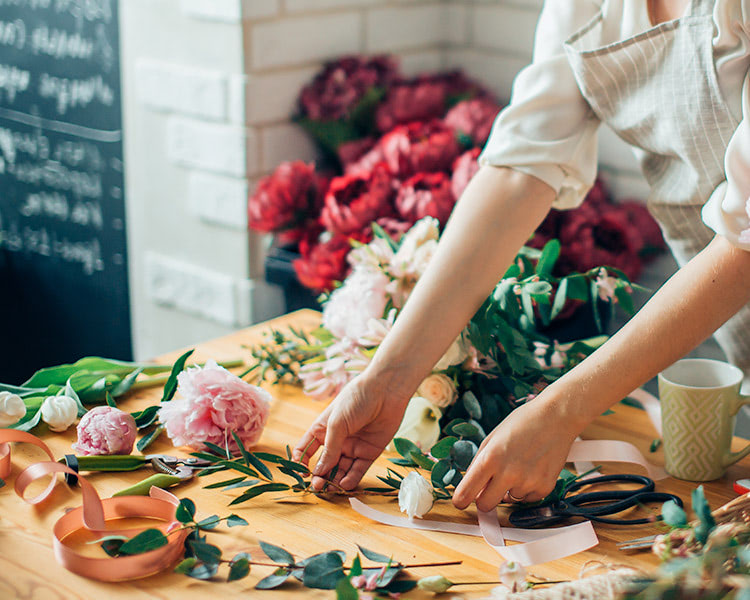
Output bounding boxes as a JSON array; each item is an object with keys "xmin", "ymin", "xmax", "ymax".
[
  {"xmin": 260, "ymin": 123, "xmax": 319, "ymax": 172},
  {"xmin": 244, "ymin": 0, "xmax": 280, "ymax": 19},
  {"xmin": 245, "ymin": 66, "xmax": 318, "ymax": 124},
  {"xmin": 445, "ymin": 49, "xmax": 526, "ymax": 101},
  {"xmin": 251, "ymin": 13, "xmax": 362, "ymax": 69},
  {"xmin": 236, "ymin": 278, "xmax": 286, "ymax": 326},
  {"xmin": 228, "ymin": 74, "xmax": 247, "ymax": 123},
  {"xmin": 398, "ymin": 50, "xmax": 443, "ymax": 76},
  {"xmin": 188, "ymin": 172, "xmax": 249, "ymax": 229},
  {"xmin": 181, "ymin": 0, "xmax": 243, "ymax": 22},
  {"xmin": 445, "ymin": 4, "xmax": 468, "ymax": 46},
  {"xmin": 366, "ymin": 5, "xmax": 447, "ymax": 53},
  {"xmin": 472, "ymin": 4, "xmax": 538, "ymax": 57},
  {"xmin": 145, "ymin": 252, "xmax": 238, "ymax": 326},
  {"xmin": 284, "ymin": 0, "xmax": 375, "ymax": 12},
  {"xmin": 135, "ymin": 59, "xmax": 228, "ymax": 120},
  {"xmin": 167, "ymin": 117, "xmax": 256, "ymax": 176}
]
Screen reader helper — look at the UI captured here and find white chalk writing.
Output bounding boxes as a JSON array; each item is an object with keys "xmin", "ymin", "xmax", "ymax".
[
  {"xmin": 0, "ymin": 64, "xmax": 30, "ymax": 103},
  {"xmin": 38, "ymin": 73, "xmax": 114, "ymax": 115},
  {"xmin": 0, "ymin": 19, "xmax": 26, "ymax": 50}
]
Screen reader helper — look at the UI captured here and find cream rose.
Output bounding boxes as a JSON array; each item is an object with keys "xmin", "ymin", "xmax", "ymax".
[
  {"xmin": 0, "ymin": 392, "xmax": 26, "ymax": 427},
  {"xmin": 417, "ymin": 373, "xmax": 457, "ymax": 408},
  {"xmin": 398, "ymin": 471, "xmax": 434, "ymax": 519},
  {"xmin": 40, "ymin": 395, "xmax": 78, "ymax": 432}
]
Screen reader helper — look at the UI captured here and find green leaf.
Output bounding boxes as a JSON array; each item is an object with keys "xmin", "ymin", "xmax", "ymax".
[
  {"xmin": 393, "ymin": 438, "xmax": 422, "ymax": 461},
  {"xmin": 302, "ymin": 551, "xmax": 346, "ymax": 589},
  {"xmin": 185, "ymin": 562, "xmax": 218, "ymax": 580},
  {"xmin": 383, "ymin": 579, "xmax": 418, "ymax": 594},
  {"xmin": 110, "ymin": 367, "xmax": 144, "ymax": 398},
  {"xmin": 350, "ymin": 554, "xmax": 363, "ymax": 578},
  {"xmin": 649, "ymin": 439, "xmax": 662, "ymax": 453},
  {"xmin": 10, "ymin": 403, "xmax": 43, "ymax": 431},
  {"xmin": 228, "ymin": 557, "xmax": 250, "ymax": 582},
  {"xmin": 98, "ymin": 535, "xmax": 127, "ymax": 556},
  {"xmin": 430, "ymin": 436, "xmax": 458, "ymax": 459},
  {"xmin": 203, "ymin": 441, "xmax": 231, "ymax": 459},
  {"xmin": 226, "ymin": 514, "xmax": 249, "ymax": 527},
  {"xmin": 661, "ymin": 500, "xmax": 688, "ymax": 528},
  {"xmin": 118, "ymin": 529, "xmax": 168, "ymax": 555},
  {"xmin": 524, "ymin": 280, "xmax": 553, "ymax": 296},
  {"xmin": 462, "ymin": 391, "xmax": 482, "ymax": 420},
  {"xmin": 535, "ymin": 239, "xmax": 560, "ymax": 278},
  {"xmin": 174, "ymin": 557, "xmax": 198, "ymax": 574},
  {"xmin": 136, "ymin": 424, "xmax": 165, "ymax": 452},
  {"xmin": 160, "ymin": 349, "xmax": 194, "ymax": 403},
  {"xmin": 336, "ymin": 576, "xmax": 360, "ymax": 600},
  {"xmin": 176, "ymin": 498, "xmax": 196, "ymax": 524},
  {"xmin": 231, "ymin": 430, "xmax": 253, "ymax": 467},
  {"xmin": 255, "ymin": 568, "xmax": 291, "ymax": 590},
  {"xmin": 131, "ymin": 405, "xmax": 161, "ymax": 430},
  {"xmin": 196, "ymin": 515, "xmax": 221, "ymax": 530},
  {"xmin": 520, "ymin": 289, "xmax": 536, "ymax": 327},
  {"xmin": 411, "ymin": 452, "xmax": 436, "ymax": 471},
  {"xmin": 590, "ymin": 280, "xmax": 603, "ymax": 332},
  {"xmin": 104, "ymin": 391, "xmax": 116, "ymax": 407},
  {"xmin": 229, "ymin": 483, "xmax": 289, "ymax": 505},
  {"xmin": 614, "ymin": 284, "xmax": 635, "ymax": 315},
  {"xmin": 246, "ymin": 453, "xmax": 274, "ymax": 481},
  {"xmin": 188, "ymin": 541, "xmax": 222, "ymax": 565},
  {"xmin": 260, "ymin": 540, "xmax": 295, "ymax": 564},
  {"xmin": 451, "ymin": 439, "xmax": 478, "ymax": 470},
  {"xmin": 203, "ymin": 476, "xmax": 247, "ymax": 490},
  {"xmin": 363, "ymin": 565, "xmax": 402, "ymax": 588},
  {"xmin": 431, "ymin": 459, "xmax": 451, "ymax": 489},
  {"xmin": 356, "ymin": 545, "xmax": 391, "ymax": 564},
  {"xmin": 218, "ymin": 460, "xmax": 259, "ymax": 478},
  {"xmin": 692, "ymin": 486, "xmax": 715, "ymax": 544},
  {"xmin": 452, "ymin": 422, "xmax": 480, "ymax": 438},
  {"xmin": 551, "ymin": 278, "xmax": 569, "ymax": 320},
  {"xmin": 224, "ymin": 479, "xmax": 260, "ymax": 491}
]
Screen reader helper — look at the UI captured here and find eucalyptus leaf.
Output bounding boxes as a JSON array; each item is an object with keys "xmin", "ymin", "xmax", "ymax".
[
  {"xmin": 462, "ymin": 391, "xmax": 482, "ymax": 420},
  {"xmin": 188, "ymin": 541, "xmax": 223, "ymax": 565},
  {"xmin": 118, "ymin": 529, "xmax": 168, "ymax": 555},
  {"xmin": 226, "ymin": 514, "xmax": 249, "ymax": 527},
  {"xmin": 259, "ymin": 540, "xmax": 295, "ymax": 565},
  {"xmin": 174, "ymin": 557, "xmax": 198, "ymax": 574},
  {"xmin": 255, "ymin": 568, "xmax": 291, "ymax": 589},
  {"xmin": 452, "ymin": 422, "xmax": 480, "ymax": 438},
  {"xmin": 429, "ymin": 436, "xmax": 458, "ymax": 459},
  {"xmin": 228, "ymin": 557, "xmax": 250, "ymax": 582},
  {"xmin": 691, "ymin": 486, "xmax": 715, "ymax": 544},
  {"xmin": 451, "ymin": 439, "xmax": 478, "ymax": 470},
  {"xmin": 661, "ymin": 500, "xmax": 688, "ymax": 528},
  {"xmin": 302, "ymin": 551, "xmax": 346, "ymax": 589},
  {"xmin": 185, "ymin": 562, "xmax": 219, "ymax": 580},
  {"xmin": 196, "ymin": 515, "xmax": 221, "ymax": 530},
  {"xmin": 176, "ymin": 498, "xmax": 196, "ymax": 523},
  {"xmin": 431, "ymin": 459, "xmax": 451, "ymax": 489},
  {"xmin": 393, "ymin": 438, "xmax": 422, "ymax": 461},
  {"xmin": 356, "ymin": 545, "xmax": 391, "ymax": 564}
]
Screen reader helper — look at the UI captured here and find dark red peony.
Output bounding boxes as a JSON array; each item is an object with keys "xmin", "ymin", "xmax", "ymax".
[
  {"xmin": 293, "ymin": 232, "xmax": 370, "ymax": 292},
  {"xmin": 248, "ymin": 161, "xmax": 324, "ymax": 234},
  {"xmin": 374, "ymin": 79, "xmax": 447, "ymax": 133},
  {"xmin": 337, "ymin": 137, "xmax": 377, "ymax": 170},
  {"xmin": 451, "ymin": 147, "xmax": 482, "ymax": 200},
  {"xmin": 395, "ymin": 172, "xmax": 456, "ymax": 226},
  {"xmin": 321, "ymin": 163, "xmax": 395, "ymax": 235},
  {"xmin": 298, "ymin": 55, "xmax": 399, "ymax": 121},
  {"xmin": 444, "ymin": 97, "xmax": 501, "ymax": 146},
  {"xmin": 419, "ymin": 70, "xmax": 495, "ymax": 103},
  {"xmin": 379, "ymin": 120, "xmax": 463, "ymax": 178}
]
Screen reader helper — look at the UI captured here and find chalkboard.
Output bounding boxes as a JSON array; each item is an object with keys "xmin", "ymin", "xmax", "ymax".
[{"xmin": 0, "ymin": 0, "xmax": 131, "ymax": 384}]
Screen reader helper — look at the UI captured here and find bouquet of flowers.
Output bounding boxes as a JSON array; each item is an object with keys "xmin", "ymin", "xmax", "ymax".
[{"xmin": 248, "ymin": 217, "xmax": 638, "ymax": 450}]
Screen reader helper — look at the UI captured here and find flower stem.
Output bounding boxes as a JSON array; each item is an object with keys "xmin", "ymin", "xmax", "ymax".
[{"xmin": 130, "ymin": 359, "xmax": 244, "ymax": 391}]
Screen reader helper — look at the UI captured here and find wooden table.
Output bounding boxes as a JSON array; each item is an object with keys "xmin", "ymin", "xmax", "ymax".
[{"xmin": 1, "ymin": 309, "xmax": 749, "ymax": 599}]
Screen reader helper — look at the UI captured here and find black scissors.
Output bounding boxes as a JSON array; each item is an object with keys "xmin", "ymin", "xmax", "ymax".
[{"xmin": 508, "ymin": 474, "xmax": 683, "ymax": 528}]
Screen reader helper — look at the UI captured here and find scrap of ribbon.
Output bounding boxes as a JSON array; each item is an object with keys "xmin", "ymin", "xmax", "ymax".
[
  {"xmin": 0, "ymin": 429, "xmax": 189, "ymax": 581},
  {"xmin": 352, "ymin": 386, "xmax": 666, "ymax": 566}
]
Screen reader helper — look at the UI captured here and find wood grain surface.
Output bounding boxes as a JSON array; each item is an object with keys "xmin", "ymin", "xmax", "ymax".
[{"xmin": 1, "ymin": 309, "xmax": 748, "ymax": 599}]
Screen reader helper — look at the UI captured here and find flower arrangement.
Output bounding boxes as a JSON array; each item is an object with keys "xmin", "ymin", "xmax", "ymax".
[{"xmin": 248, "ymin": 53, "xmax": 665, "ymax": 296}]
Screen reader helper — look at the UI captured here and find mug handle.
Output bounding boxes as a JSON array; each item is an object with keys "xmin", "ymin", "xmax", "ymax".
[{"xmin": 722, "ymin": 393, "xmax": 750, "ymax": 468}]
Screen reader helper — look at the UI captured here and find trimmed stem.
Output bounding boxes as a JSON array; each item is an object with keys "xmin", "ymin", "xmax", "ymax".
[
  {"xmin": 221, "ymin": 559, "xmax": 462, "ymax": 569},
  {"xmin": 130, "ymin": 359, "xmax": 244, "ymax": 391}
]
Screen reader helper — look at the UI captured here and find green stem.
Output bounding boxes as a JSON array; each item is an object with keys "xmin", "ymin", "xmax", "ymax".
[{"xmin": 129, "ymin": 359, "xmax": 244, "ymax": 391}]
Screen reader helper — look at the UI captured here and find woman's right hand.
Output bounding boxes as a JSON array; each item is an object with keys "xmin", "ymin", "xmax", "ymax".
[{"xmin": 292, "ymin": 373, "xmax": 411, "ymax": 491}]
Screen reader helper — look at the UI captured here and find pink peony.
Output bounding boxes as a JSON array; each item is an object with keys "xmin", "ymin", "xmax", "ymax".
[
  {"xmin": 444, "ymin": 97, "xmax": 501, "ymax": 146},
  {"xmin": 395, "ymin": 172, "xmax": 456, "ymax": 226},
  {"xmin": 158, "ymin": 361, "xmax": 271, "ymax": 452},
  {"xmin": 322, "ymin": 267, "xmax": 390, "ymax": 340},
  {"xmin": 451, "ymin": 147, "xmax": 481, "ymax": 200},
  {"xmin": 73, "ymin": 406, "xmax": 137, "ymax": 456}
]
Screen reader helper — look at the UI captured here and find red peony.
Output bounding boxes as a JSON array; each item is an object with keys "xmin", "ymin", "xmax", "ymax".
[
  {"xmin": 298, "ymin": 55, "xmax": 399, "ymax": 121},
  {"xmin": 379, "ymin": 120, "xmax": 463, "ymax": 178},
  {"xmin": 337, "ymin": 137, "xmax": 377, "ymax": 170},
  {"xmin": 419, "ymin": 70, "xmax": 495, "ymax": 103},
  {"xmin": 248, "ymin": 161, "xmax": 324, "ymax": 233},
  {"xmin": 321, "ymin": 163, "xmax": 395, "ymax": 235},
  {"xmin": 293, "ymin": 232, "xmax": 370, "ymax": 292},
  {"xmin": 451, "ymin": 147, "xmax": 482, "ymax": 200},
  {"xmin": 396, "ymin": 172, "xmax": 456, "ymax": 226},
  {"xmin": 444, "ymin": 97, "xmax": 501, "ymax": 146},
  {"xmin": 374, "ymin": 79, "xmax": 447, "ymax": 132}
]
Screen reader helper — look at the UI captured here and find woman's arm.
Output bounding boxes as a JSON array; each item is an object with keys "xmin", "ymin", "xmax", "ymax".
[{"xmin": 453, "ymin": 234, "xmax": 750, "ymax": 510}]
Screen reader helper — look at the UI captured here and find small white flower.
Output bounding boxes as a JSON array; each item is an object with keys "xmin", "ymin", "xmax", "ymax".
[
  {"xmin": 398, "ymin": 471, "xmax": 434, "ymax": 519},
  {"xmin": 389, "ymin": 396, "xmax": 442, "ymax": 452},
  {"xmin": 0, "ymin": 392, "xmax": 26, "ymax": 427},
  {"xmin": 498, "ymin": 561, "xmax": 528, "ymax": 592},
  {"xmin": 417, "ymin": 373, "xmax": 458, "ymax": 408},
  {"xmin": 434, "ymin": 333, "xmax": 470, "ymax": 371},
  {"xmin": 40, "ymin": 395, "xmax": 78, "ymax": 432},
  {"xmin": 417, "ymin": 575, "xmax": 454, "ymax": 593}
]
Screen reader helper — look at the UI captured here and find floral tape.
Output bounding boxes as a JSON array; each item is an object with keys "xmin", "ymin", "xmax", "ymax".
[{"xmin": 0, "ymin": 429, "xmax": 189, "ymax": 581}]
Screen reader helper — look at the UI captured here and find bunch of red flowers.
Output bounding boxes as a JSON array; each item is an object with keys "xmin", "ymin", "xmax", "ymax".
[{"xmin": 248, "ymin": 54, "xmax": 665, "ymax": 293}]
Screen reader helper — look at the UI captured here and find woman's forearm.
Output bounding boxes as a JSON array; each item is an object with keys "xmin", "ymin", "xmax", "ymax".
[
  {"xmin": 548, "ymin": 234, "xmax": 750, "ymax": 428},
  {"xmin": 365, "ymin": 165, "xmax": 556, "ymax": 396}
]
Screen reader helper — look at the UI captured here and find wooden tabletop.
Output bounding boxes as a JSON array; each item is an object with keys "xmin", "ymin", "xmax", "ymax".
[{"xmin": 2, "ymin": 308, "xmax": 749, "ymax": 599}]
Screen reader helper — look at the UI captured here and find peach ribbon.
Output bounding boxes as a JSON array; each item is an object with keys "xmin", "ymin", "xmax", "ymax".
[{"xmin": 0, "ymin": 429, "xmax": 189, "ymax": 581}]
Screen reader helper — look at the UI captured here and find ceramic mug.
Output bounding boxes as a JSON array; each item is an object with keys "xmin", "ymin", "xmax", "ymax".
[{"xmin": 659, "ymin": 358, "xmax": 750, "ymax": 481}]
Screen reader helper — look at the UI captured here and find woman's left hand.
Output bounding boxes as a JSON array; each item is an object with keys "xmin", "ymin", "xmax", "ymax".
[{"xmin": 451, "ymin": 396, "xmax": 581, "ymax": 511}]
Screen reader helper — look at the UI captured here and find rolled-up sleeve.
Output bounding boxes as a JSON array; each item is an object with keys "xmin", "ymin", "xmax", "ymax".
[
  {"xmin": 702, "ymin": 71, "xmax": 750, "ymax": 251},
  {"xmin": 479, "ymin": 0, "xmax": 602, "ymax": 210}
]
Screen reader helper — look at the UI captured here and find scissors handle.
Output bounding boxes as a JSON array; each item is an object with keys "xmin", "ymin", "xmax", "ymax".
[{"xmin": 567, "ymin": 491, "xmax": 683, "ymax": 525}]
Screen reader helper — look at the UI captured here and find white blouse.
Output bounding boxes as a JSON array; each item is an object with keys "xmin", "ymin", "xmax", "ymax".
[{"xmin": 479, "ymin": 0, "xmax": 750, "ymax": 250}]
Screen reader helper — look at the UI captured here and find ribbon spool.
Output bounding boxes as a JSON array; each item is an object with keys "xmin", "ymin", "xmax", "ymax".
[{"xmin": 0, "ymin": 430, "xmax": 189, "ymax": 581}]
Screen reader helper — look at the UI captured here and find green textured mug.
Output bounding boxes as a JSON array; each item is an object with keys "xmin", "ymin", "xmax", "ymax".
[{"xmin": 660, "ymin": 358, "xmax": 750, "ymax": 481}]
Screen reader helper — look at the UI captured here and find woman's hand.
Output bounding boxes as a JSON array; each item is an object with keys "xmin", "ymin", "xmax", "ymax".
[
  {"xmin": 292, "ymin": 374, "xmax": 411, "ymax": 491},
  {"xmin": 452, "ymin": 395, "xmax": 580, "ymax": 511}
]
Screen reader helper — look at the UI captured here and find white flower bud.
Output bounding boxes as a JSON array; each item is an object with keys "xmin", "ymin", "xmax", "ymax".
[
  {"xmin": 498, "ymin": 561, "xmax": 528, "ymax": 592},
  {"xmin": 398, "ymin": 471, "xmax": 434, "ymax": 519},
  {"xmin": 40, "ymin": 395, "xmax": 78, "ymax": 432},
  {"xmin": 417, "ymin": 575, "xmax": 454, "ymax": 593},
  {"xmin": 0, "ymin": 392, "xmax": 26, "ymax": 427}
]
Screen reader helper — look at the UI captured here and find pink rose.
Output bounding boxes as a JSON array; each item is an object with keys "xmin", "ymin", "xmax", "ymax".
[
  {"xmin": 451, "ymin": 147, "xmax": 481, "ymax": 200},
  {"xmin": 73, "ymin": 406, "xmax": 137, "ymax": 456},
  {"xmin": 444, "ymin": 97, "xmax": 501, "ymax": 146},
  {"xmin": 158, "ymin": 361, "xmax": 271, "ymax": 452},
  {"xmin": 379, "ymin": 120, "xmax": 463, "ymax": 178},
  {"xmin": 395, "ymin": 172, "xmax": 455, "ymax": 226},
  {"xmin": 374, "ymin": 79, "xmax": 446, "ymax": 132}
]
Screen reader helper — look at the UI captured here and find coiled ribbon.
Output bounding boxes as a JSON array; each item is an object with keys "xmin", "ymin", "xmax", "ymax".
[{"xmin": 0, "ymin": 429, "xmax": 189, "ymax": 581}]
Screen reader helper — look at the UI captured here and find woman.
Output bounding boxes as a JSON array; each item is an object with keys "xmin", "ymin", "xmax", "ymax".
[{"xmin": 293, "ymin": 0, "xmax": 750, "ymax": 510}]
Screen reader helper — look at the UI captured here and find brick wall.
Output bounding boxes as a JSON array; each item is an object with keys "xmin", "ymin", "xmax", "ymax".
[{"xmin": 120, "ymin": 0, "xmax": 648, "ymax": 360}]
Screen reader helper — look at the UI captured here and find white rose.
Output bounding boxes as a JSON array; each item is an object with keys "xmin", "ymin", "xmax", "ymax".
[
  {"xmin": 417, "ymin": 373, "xmax": 457, "ymax": 408},
  {"xmin": 398, "ymin": 472, "xmax": 434, "ymax": 519},
  {"xmin": 434, "ymin": 333, "xmax": 469, "ymax": 371},
  {"xmin": 387, "ymin": 396, "xmax": 442, "ymax": 452},
  {"xmin": 0, "ymin": 392, "xmax": 26, "ymax": 427},
  {"xmin": 40, "ymin": 395, "xmax": 78, "ymax": 432}
]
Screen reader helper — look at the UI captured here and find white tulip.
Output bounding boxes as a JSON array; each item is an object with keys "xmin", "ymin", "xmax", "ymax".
[
  {"xmin": 398, "ymin": 471, "xmax": 434, "ymax": 519},
  {"xmin": 0, "ymin": 392, "xmax": 26, "ymax": 427},
  {"xmin": 40, "ymin": 395, "xmax": 78, "ymax": 432},
  {"xmin": 388, "ymin": 397, "xmax": 442, "ymax": 452}
]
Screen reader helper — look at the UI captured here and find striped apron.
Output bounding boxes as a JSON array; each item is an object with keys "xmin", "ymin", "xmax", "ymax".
[{"xmin": 563, "ymin": 0, "xmax": 750, "ymax": 384}]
